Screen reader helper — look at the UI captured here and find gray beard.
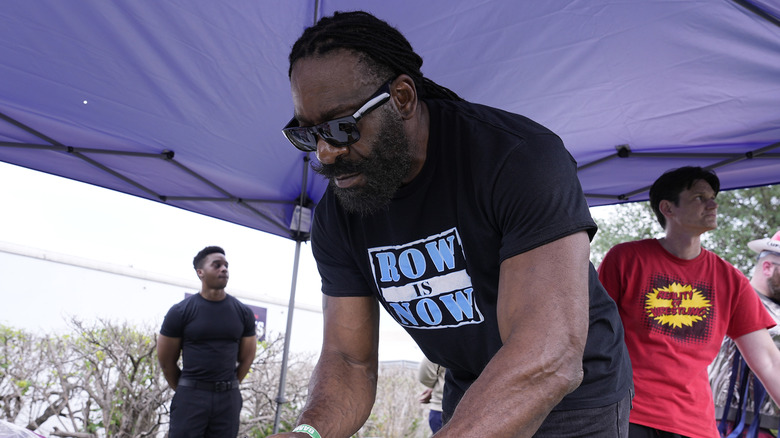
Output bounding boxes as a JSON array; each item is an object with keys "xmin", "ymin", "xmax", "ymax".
[{"xmin": 317, "ymin": 110, "xmax": 414, "ymax": 216}]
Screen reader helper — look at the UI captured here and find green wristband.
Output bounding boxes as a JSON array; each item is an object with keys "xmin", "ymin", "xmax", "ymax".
[{"xmin": 292, "ymin": 424, "xmax": 322, "ymax": 438}]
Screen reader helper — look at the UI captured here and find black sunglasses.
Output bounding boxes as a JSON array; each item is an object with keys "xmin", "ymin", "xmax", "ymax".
[{"xmin": 282, "ymin": 80, "xmax": 392, "ymax": 152}]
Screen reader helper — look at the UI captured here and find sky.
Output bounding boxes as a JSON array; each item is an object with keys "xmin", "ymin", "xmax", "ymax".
[{"xmin": 0, "ymin": 161, "xmax": 424, "ymax": 362}]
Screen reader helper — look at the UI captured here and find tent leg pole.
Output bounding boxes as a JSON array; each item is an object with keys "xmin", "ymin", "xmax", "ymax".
[{"xmin": 273, "ymin": 240, "xmax": 302, "ymax": 433}]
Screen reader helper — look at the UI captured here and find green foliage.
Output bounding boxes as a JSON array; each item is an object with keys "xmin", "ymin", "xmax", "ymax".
[
  {"xmin": 63, "ymin": 318, "xmax": 170, "ymax": 437},
  {"xmin": 1, "ymin": 321, "xmax": 428, "ymax": 438},
  {"xmin": 590, "ymin": 201, "xmax": 660, "ymax": 267},
  {"xmin": 0, "ymin": 324, "xmax": 50, "ymax": 425},
  {"xmin": 0, "ymin": 319, "xmax": 171, "ymax": 436},
  {"xmin": 701, "ymin": 184, "xmax": 780, "ymax": 274}
]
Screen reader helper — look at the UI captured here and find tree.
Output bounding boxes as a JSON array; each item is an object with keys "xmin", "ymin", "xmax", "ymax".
[
  {"xmin": 590, "ymin": 184, "xmax": 780, "ymax": 274},
  {"xmin": 700, "ymin": 184, "xmax": 780, "ymax": 274},
  {"xmin": 356, "ymin": 361, "xmax": 426, "ymax": 438},
  {"xmin": 48, "ymin": 318, "xmax": 170, "ymax": 438},
  {"xmin": 238, "ymin": 333, "xmax": 315, "ymax": 437},
  {"xmin": 1, "ymin": 319, "xmax": 171, "ymax": 438},
  {"xmin": 0, "ymin": 325, "xmax": 71, "ymax": 430},
  {"xmin": 590, "ymin": 202, "xmax": 659, "ymax": 268},
  {"xmin": 3, "ymin": 320, "xmax": 430, "ymax": 438},
  {"xmin": 247, "ymin": 344, "xmax": 427, "ymax": 438}
]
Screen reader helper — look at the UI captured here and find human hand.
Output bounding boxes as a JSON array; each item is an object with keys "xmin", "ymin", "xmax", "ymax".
[{"xmin": 419, "ymin": 387, "xmax": 433, "ymax": 404}]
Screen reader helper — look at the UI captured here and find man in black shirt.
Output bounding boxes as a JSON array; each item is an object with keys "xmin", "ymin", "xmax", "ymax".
[
  {"xmin": 274, "ymin": 11, "xmax": 632, "ymax": 438},
  {"xmin": 157, "ymin": 246, "xmax": 256, "ymax": 437}
]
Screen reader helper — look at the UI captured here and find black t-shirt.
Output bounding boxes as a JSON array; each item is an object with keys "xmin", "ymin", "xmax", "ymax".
[
  {"xmin": 312, "ymin": 98, "xmax": 631, "ymax": 413},
  {"xmin": 160, "ymin": 293, "xmax": 256, "ymax": 382}
]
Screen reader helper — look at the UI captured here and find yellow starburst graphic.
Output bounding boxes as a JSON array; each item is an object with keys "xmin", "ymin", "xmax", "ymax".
[{"xmin": 645, "ymin": 282, "xmax": 712, "ymax": 328}]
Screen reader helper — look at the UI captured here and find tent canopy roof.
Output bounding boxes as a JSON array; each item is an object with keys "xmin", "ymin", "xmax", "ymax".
[{"xmin": 1, "ymin": 0, "xmax": 779, "ymax": 240}]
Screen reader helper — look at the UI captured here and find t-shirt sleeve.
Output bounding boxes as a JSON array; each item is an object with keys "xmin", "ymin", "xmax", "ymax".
[
  {"xmin": 241, "ymin": 304, "xmax": 257, "ymax": 337},
  {"xmin": 311, "ymin": 195, "xmax": 374, "ymax": 298},
  {"xmin": 726, "ymin": 272, "xmax": 777, "ymax": 339},
  {"xmin": 159, "ymin": 304, "xmax": 183, "ymax": 338},
  {"xmin": 493, "ymin": 133, "xmax": 597, "ymax": 263}
]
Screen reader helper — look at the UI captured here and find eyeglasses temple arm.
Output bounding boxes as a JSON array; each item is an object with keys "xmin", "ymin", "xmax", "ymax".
[{"xmin": 352, "ymin": 93, "xmax": 390, "ymax": 122}]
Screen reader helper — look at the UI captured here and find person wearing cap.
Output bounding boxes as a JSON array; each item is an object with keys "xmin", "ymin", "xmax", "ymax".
[
  {"xmin": 157, "ymin": 246, "xmax": 257, "ymax": 438},
  {"xmin": 598, "ymin": 167, "xmax": 780, "ymax": 438},
  {"xmin": 710, "ymin": 231, "xmax": 780, "ymax": 437}
]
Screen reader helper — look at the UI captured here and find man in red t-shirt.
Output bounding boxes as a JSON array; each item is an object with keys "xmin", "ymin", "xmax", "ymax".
[{"xmin": 598, "ymin": 167, "xmax": 780, "ymax": 438}]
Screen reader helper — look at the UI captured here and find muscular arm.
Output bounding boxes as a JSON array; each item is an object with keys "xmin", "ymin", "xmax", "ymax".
[
  {"xmin": 436, "ymin": 232, "xmax": 591, "ymax": 437},
  {"xmin": 271, "ymin": 295, "xmax": 380, "ymax": 438},
  {"xmin": 156, "ymin": 334, "xmax": 182, "ymax": 390},
  {"xmin": 734, "ymin": 328, "xmax": 780, "ymax": 405},
  {"xmin": 236, "ymin": 335, "xmax": 257, "ymax": 381}
]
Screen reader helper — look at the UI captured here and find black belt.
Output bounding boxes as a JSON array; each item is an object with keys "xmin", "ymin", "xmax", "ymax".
[{"xmin": 178, "ymin": 378, "xmax": 239, "ymax": 392}]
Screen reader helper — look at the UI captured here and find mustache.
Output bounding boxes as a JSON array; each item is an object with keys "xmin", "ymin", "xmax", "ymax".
[{"xmin": 312, "ymin": 157, "xmax": 367, "ymax": 179}]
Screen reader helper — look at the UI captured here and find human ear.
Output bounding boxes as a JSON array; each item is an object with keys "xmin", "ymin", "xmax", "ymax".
[
  {"xmin": 659, "ymin": 200, "xmax": 674, "ymax": 218},
  {"xmin": 391, "ymin": 74, "xmax": 418, "ymax": 120},
  {"xmin": 762, "ymin": 260, "xmax": 776, "ymax": 277}
]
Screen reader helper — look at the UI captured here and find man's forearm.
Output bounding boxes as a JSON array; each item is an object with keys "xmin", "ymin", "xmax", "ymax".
[
  {"xmin": 236, "ymin": 335, "xmax": 257, "ymax": 381},
  {"xmin": 161, "ymin": 364, "xmax": 181, "ymax": 390},
  {"xmin": 296, "ymin": 351, "xmax": 379, "ymax": 438},
  {"xmin": 236, "ymin": 358, "xmax": 253, "ymax": 382}
]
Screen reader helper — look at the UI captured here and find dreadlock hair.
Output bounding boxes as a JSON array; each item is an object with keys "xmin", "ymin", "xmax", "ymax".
[{"xmin": 288, "ymin": 10, "xmax": 462, "ymax": 101}]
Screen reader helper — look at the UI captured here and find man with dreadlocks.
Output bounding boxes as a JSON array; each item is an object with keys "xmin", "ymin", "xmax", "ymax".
[{"xmin": 275, "ymin": 11, "xmax": 632, "ymax": 438}]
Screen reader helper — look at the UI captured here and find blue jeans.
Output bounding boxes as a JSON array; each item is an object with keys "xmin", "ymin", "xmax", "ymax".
[
  {"xmin": 429, "ymin": 409, "xmax": 443, "ymax": 433},
  {"xmin": 532, "ymin": 389, "xmax": 632, "ymax": 437}
]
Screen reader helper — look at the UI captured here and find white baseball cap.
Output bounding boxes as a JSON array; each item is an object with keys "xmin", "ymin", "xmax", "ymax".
[{"xmin": 748, "ymin": 230, "xmax": 780, "ymax": 254}]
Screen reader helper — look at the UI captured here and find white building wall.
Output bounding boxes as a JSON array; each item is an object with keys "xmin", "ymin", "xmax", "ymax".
[{"xmin": 0, "ymin": 241, "xmax": 420, "ymax": 361}]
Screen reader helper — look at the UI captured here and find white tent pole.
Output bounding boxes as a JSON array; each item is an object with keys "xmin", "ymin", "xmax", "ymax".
[
  {"xmin": 273, "ymin": 151, "xmax": 314, "ymax": 433},
  {"xmin": 273, "ymin": 2, "xmax": 321, "ymax": 430},
  {"xmin": 273, "ymin": 238, "xmax": 303, "ymax": 433}
]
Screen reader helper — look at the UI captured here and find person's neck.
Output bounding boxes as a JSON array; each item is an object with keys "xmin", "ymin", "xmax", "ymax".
[
  {"xmin": 658, "ymin": 231, "xmax": 703, "ymax": 260},
  {"xmin": 751, "ymin": 280, "xmax": 768, "ymax": 296},
  {"xmin": 199, "ymin": 288, "xmax": 227, "ymax": 301},
  {"xmin": 749, "ymin": 273, "xmax": 773, "ymax": 299}
]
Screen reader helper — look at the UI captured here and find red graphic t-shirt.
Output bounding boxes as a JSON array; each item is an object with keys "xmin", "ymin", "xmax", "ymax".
[{"xmin": 598, "ymin": 239, "xmax": 775, "ymax": 438}]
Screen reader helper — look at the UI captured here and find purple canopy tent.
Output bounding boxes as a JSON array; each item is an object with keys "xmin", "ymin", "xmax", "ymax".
[{"xmin": 1, "ymin": 0, "xmax": 779, "ymax": 432}]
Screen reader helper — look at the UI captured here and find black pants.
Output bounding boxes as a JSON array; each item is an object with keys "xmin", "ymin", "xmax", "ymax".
[
  {"xmin": 628, "ymin": 423, "xmax": 689, "ymax": 438},
  {"xmin": 169, "ymin": 386, "xmax": 242, "ymax": 438},
  {"xmin": 532, "ymin": 389, "xmax": 632, "ymax": 437}
]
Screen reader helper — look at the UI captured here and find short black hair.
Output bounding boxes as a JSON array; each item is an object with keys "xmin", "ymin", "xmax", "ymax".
[
  {"xmin": 288, "ymin": 10, "xmax": 462, "ymax": 101},
  {"xmin": 649, "ymin": 166, "xmax": 720, "ymax": 229},
  {"xmin": 193, "ymin": 246, "xmax": 225, "ymax": 269}
]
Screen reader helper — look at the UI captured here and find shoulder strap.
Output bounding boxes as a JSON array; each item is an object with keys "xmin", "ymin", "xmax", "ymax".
[
  {"xmin": 726, "ymin": 353, "xmax": 751, "ymax": 438},
  {"xmin": 725, "ymin": 352, "xmax": 769, "ymax": 438},
  {"xmin": 744, "ymin": 373, "xmax": 767, "ymax": 438}
]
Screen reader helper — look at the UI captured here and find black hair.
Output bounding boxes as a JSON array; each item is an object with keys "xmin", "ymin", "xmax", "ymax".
[
  {"xmin": 193, "ymin": 246, "xmax": 225, "ymax": 269},
  {"xmin": 288, "ymin": 10, "xmax": 462, "ymax": 101},
  {"xmin": 649, "ymin": 166, "xmax": 720, "ymax": 229}
]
